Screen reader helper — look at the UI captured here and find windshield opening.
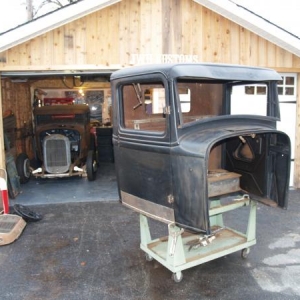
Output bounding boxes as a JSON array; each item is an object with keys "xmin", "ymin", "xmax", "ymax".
[{"xmin": 120, "ymin": 81, "xmax": 167, "ymax": 132}]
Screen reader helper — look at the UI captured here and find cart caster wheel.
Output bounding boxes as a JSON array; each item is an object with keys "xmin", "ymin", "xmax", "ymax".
[
  {"xmin": 241, "ymin": 248, "xmax": 250, "ymax": 259},
  {"xmin": 145, "ymin": 253, "xmax": 153, "ymax": 261},
  {"xmin": 172, "ymin": 272, "xmax": 183, "ymax": 283}
]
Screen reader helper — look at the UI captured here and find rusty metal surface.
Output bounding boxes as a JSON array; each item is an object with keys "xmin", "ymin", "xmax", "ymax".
[
  {"xmin": 121, "ymin": 190, "xmax": 175, "ymax": 224},
  {"xmin": 111, "ymin": 64, "xmax": 291, "ymax": 234}
]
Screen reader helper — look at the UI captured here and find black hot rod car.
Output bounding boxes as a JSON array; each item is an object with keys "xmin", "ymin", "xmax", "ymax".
[{"xmin": 16, "ymin": 104, "xmax": 98, "ymax": 182}]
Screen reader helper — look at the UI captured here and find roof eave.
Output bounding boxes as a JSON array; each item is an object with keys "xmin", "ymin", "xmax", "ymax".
[
  {"xmin": 0, "ymin": 0, "xmax": 121, "ymax": 53},
  {"xmin": 194, "ymin": 0, "xmax": 300, "ymax": 58}
]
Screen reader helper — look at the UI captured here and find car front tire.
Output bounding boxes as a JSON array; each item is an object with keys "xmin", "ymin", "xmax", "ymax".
[
  {"xmin": 86, "ymin": 150, "xmax": 97, "ymax": 181},
  {"xmin": 16, "ymin": 152, "xmax": 31, "ymax": 184}
]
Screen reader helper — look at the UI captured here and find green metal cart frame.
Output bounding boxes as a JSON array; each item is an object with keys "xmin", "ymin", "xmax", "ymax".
[{"xmin": 140, "ymin": 195, "xmax": 257, "ymax": 282}]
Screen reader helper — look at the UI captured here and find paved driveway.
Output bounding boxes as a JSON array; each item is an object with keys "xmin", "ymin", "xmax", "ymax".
[{"xmin": 0, "ymin": 189, "xmax": 299, "ymax": 300}]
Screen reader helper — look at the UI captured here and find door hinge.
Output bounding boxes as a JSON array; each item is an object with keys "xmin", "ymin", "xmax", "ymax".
[
  {"xmin": 167, "ymin": 194, "xmax": 174, "ymax": 204},
  {"xmin": 163, "ymin": 106, "xmax": 171, "ymax": 115}
]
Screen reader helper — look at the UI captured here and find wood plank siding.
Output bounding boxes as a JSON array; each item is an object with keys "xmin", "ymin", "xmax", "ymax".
[{"xmin": 1, "ymin": 0, "xmax": 300, "ymax": 70}]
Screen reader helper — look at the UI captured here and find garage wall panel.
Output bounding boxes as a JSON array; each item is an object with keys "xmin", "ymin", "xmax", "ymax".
[
  {"xmin": 140, "ymin": 0, "xmax": 162, "ymax": 56},
  {"xmin": 73, "ymin": 18, "xmax": 87, "ymax": 65},
  {"xmin": 41, "ymin": 33, "xmax": 53, "ymax": 66},
  {"xmin": 181, "ymin": 0, "xmax": 201, "ymax": 57},
  {"xmin": 1, "ymin": 79, "xmax": 33, "ymax": 158},
  {"xmin": 64, "ymin": 23, "xmax": 76, "ymax": 65},
  {"xmin": 53, "ymin": 28, "xmax": 65, "ymax": 65},
  {"xmin": 1, "ymin": 0, "xmax": 300, "ymax": 70},
  {"xmin": 85, "ymin": 13, "xmax": 98, "ymax": 64}
]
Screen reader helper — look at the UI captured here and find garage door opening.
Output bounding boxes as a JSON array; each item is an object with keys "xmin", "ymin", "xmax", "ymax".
[{"xmin": 1, "ymin": 71, "xmax": 120, "ymax": 205}]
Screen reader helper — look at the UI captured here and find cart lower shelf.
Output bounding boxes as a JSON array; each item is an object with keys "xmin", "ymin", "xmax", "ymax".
[{"xmin": 139, "ymin": 196, "xmax": 257, "ymax": 282}]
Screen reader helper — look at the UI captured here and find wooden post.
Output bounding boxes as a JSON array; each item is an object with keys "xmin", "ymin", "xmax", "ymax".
[{"xmin": 293, "ymin": 74, "xmax": 300, "ymax": 188}]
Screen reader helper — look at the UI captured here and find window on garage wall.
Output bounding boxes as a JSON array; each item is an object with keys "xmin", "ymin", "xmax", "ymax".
[{"xmin": 277, "ymin": 74, "xmax": 296, "ymax": 98}]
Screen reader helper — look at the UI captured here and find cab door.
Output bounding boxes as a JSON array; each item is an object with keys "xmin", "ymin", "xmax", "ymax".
[{"xmin": 113, "ymin": 78, "xmax": 174, "ymax": 223}]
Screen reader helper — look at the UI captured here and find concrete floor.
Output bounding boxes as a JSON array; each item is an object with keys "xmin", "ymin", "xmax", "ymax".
[
  {"xmin": 13, "ymin": 163, "xmax": 119, "ymax": 205},
  {"xmin": 1, "ymin": 165, "xmax": 300, "ymax": 300}
]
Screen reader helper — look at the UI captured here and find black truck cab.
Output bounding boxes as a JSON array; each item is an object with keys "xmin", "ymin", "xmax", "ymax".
[{"xmin": 111, "ymin": 63, "xmax": 290, "ymax": 234}]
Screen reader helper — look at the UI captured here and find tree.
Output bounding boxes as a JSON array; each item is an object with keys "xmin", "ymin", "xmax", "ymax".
[
  {"xmin": 26, "ymin": 0, "xmax": 33, "ymax": 20},
  {"xmin": 26, "ymin": 0, "xmax": 79, "ymax": 20}
]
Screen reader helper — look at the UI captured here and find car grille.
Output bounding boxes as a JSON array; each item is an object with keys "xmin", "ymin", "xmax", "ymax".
[{"xmin": 43, "ymin": 134, "xmax": 71, "ymax": 173}]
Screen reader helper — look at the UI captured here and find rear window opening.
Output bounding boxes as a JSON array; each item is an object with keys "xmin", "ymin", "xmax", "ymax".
[{"xmin": 175, "ymin": 80, "xmax": 279, "ymax": 127}]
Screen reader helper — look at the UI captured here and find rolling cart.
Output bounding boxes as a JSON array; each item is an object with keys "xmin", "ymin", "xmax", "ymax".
[{"xmin": 139, "ymin": 194, "xmax": 257, "ymax": 282}]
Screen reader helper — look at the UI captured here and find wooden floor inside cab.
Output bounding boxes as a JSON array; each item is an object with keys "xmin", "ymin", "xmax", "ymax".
[{"xmin": 208, "ymin": 169, "xmax": 241, "ymax": 197}]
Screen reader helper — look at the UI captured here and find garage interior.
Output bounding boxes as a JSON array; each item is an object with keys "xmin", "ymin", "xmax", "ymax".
[{"xmin": 2, "ymin": 71, "xmax": 119, "ymax": 205}]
